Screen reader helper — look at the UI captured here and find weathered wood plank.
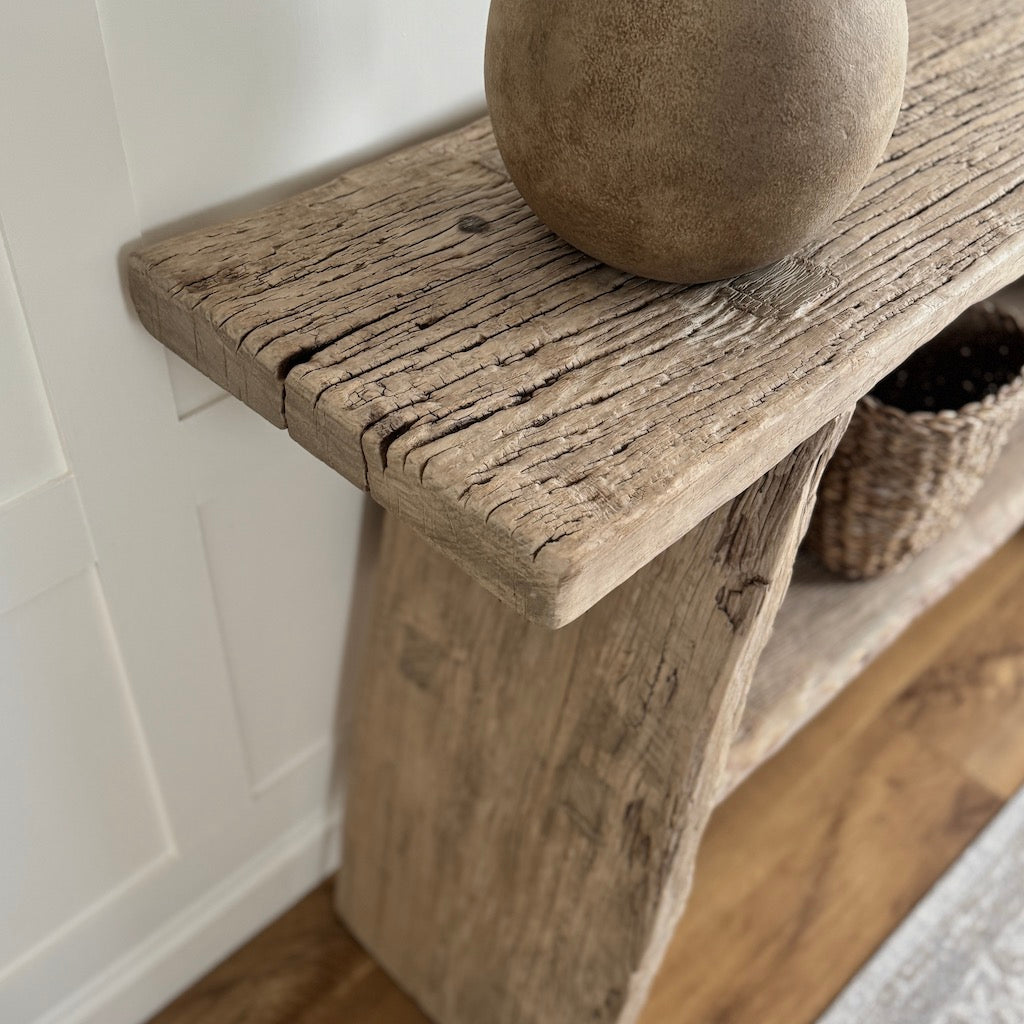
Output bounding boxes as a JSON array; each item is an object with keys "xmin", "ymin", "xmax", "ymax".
[
  {"xmin": 726, "ymin": 418, "xmax": 1024, "ymax": 796},
  {"xmin": 129, "ymin": 0, "xmax": 1024, "ymax": 625},
  {"xmin": 335, "ymin": 420, "xmax": 845, "ymax": 1024}
]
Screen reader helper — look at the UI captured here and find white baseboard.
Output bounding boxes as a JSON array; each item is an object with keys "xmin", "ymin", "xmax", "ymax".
[{"xmin": 32, "ymin": 811, "xmax": 341, "ymax": 1024}]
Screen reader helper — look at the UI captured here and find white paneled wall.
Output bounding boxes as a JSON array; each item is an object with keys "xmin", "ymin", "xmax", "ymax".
[
  {"xmin": 0, "ymin": 241, "xmax": 65, "ymax": 504},
  {"xmin": 0, "ymin": 571, "xmax": 171, "ymax": 972},
  {"xmin": 0, "ymin": 1, "xmax": 488, "ymax": 1022},
  {"xmin": 196, "ymin": 438, "xmax": 362, "ymax": 792}
]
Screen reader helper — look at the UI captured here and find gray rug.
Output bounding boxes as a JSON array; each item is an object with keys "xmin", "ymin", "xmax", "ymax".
[{"xmin": 818, "ymin": 785, "xmax": 1024, "ymax": 1024}]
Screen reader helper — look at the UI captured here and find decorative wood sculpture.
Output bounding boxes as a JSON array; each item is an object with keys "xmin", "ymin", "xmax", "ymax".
[{"xmin": 485, "ymin": 0, "xmax": 909, "ymax": 283}]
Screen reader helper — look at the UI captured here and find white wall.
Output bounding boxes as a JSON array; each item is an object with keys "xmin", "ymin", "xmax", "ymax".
[{"xmin": 0, "ymin": 3, "xmax": 487, "ymax": 1022}]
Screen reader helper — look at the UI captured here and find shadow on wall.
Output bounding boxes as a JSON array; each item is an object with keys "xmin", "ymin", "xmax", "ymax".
[
  {"xmin": 107, "ymin": 0, "xmax": 489, "ymax": 408},
  {"xmin": 111, "ymin": 96, "xmax": 484, "ymax": 331},
  {"xmin": 100, "ymin": 0, "xmax": 490, "ymax": 246}
]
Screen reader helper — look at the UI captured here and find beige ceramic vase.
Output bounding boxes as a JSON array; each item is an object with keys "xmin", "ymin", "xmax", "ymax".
[{"xmin": 485, "ymin": 0, "xmax": 909, "ymax": 284}]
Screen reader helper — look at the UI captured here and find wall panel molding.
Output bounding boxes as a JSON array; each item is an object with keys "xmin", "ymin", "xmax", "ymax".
[
  {"xmin": 0, "ymin": 569, "xmax": 172, "ymax": 978},
  {"xmin": 0, "ymin": 0, "xmax": 251, "ymax": 852},
  {"xmin": 0, "ymin": 0, "xmax": 479, "ymax": 1021},
  {"xmin": 0, "ymin": 230, "xmax": 66, "ymax": 503},
  {"xmin": 0, "ymin": 476, "xmax": 94, "ymax": 616},
  {"xmin": 29, "ymin": 811, "xmax": 339, "ymax": 1024}
]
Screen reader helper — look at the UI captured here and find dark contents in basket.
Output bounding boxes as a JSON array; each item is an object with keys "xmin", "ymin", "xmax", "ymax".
[{"xmin": 872, "ymin": 307, "xmax": 1024, "ymax": 413}]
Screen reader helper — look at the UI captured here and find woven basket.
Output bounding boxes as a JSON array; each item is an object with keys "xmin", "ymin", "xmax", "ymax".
[{"xmin": 807, "ymin": 303, "xmax": 1024, "ymax": 579}]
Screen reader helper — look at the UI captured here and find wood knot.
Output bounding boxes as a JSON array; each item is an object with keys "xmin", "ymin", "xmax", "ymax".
[
  {"xmin": 458, "ymin": 214, "xmax": 490, "ymax": 234},
  {"xmin": 715, "ymin": 575, "xmax": 771, "ymax": 631}
]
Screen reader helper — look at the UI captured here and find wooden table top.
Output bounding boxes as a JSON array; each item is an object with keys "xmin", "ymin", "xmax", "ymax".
[{"xmin": 129, "ymin": 0, "xmax": 1024, "ymax": 626}]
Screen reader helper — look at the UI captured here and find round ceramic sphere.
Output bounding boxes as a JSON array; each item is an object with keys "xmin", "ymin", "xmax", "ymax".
[{"xmin": 485, "ymin": 0, "xmax": 909, "ymax": 284}]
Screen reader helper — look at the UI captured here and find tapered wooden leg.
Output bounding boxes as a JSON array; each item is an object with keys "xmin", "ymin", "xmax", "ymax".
[{"xmin": 336, "ymin": 417, "xmax": 847, "ymax": 1024}]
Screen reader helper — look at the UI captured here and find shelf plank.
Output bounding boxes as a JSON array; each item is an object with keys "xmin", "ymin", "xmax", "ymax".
[
  {"xmin": 129, "ymin": 0, "xmax": 1024, "ymax": 627},
  {"xmin": 724, "ymin": 420, "xmax": 1024, "ymax": 798}
]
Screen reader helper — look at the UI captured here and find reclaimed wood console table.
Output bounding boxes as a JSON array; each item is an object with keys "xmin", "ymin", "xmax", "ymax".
[{"xmin": 128, "ymin": 2, "xmax": 1024, "ymax": 1020}]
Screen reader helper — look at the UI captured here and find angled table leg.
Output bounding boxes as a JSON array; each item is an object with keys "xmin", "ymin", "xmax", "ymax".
[{"xmin": 336, "ymin": 416, "xmax": 847, "ymax": 1024}]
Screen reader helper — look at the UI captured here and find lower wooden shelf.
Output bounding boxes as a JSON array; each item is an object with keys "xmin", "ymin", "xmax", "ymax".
[{"xmin": 724, "ymin": 420, "xmax": 1024, "ymax": 798}]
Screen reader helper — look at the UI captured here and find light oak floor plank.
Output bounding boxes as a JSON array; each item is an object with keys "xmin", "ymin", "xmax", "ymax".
[{"xmin": 149, "ymin": 532, "xmax": 1024, "ymax": 1024}]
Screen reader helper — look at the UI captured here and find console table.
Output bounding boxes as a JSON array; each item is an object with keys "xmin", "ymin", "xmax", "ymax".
[{"xmin": 128, "ymin": 1, "xmax": 1024, "ymax": 1020}]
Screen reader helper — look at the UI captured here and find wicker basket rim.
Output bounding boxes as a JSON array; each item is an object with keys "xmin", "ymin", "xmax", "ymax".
[
  {"xmin": 861, "ymin": 366, "xmax": 1024, "ymax": 423},
  {"xmin": 862, "ymin": 302, "xmax": 1024, "ymax": 422}
]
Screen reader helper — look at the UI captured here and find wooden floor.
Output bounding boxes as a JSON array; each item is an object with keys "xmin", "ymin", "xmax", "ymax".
[{"xmin": 151, "ymin": 532, "xmax": 1024, "ymax": 1024}]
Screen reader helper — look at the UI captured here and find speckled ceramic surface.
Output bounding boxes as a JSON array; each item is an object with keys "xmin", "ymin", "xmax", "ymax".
[{"xmin": 485, "ymin": 0, "xmax": 909, "ymax": 283}]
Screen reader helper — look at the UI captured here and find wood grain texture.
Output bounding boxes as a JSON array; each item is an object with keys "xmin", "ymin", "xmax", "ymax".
[
  {"xmin": 726, "ymin": 418, "xmax": 1024, "ymax": 795},
  {"xmin": 147, "ymin": 878, "xmax": 426, "ymax": 1024},
  {"xmin": 335, "ymin": 421, "xmax": 844, "ymax": 1024},
  {"xmin": 647, "ymin": 716, "xmax": 1002, "ymax": 1024},
  {"xmin": 888, "ymin": 539, "xmax": 1024, "ymax": 800},
  {"xmin": 128, "ymin": 0, "xmax": 1024, "ymax": 627},
  {"xmin": 147, "ymin": 532, "xmax": 1024, "ymax": 1024}
]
